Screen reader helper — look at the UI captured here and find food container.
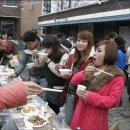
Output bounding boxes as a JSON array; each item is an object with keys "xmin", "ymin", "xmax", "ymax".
[
  {"xmin": 77, "ymin": 84, "xmax": 86, "ymax": 91},
  {"xmin": 59, "ymin": 69, "xmax": 72, "ymax": 76}
]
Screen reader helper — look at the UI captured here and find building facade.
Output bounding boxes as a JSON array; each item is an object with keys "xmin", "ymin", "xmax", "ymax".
[
  {"xmin": 20, "ymin": 0, "xmax": 43, "ymax": 35},
  {"xmin": 0, "ymin": 0, "xmax": 21, "ymax": 34},
  {"xmin": 0, "ymin": 0, "xmax": 43, "ymax": 37},
  {"xmin": 38, "ymin": 0, "xmax": 130, "ymax": 46}
]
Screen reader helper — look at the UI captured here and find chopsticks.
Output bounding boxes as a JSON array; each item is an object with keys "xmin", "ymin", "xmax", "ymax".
[
  {"xmin": 0, "ymin": 57, "xmax": 3, "ymax": 65},
  {"xmin": 96, "ymin": 68, "xmax": 114, "ymax": 77},
  {"xmin": 42, "ymin": 88, "xmax": 63, "ymax": 92}
]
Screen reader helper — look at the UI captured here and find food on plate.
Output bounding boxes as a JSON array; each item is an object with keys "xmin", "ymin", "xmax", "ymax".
[
  {"xmin": 21, "ymin": 104, "xmax": 39, "ymax": 116},
  {"xmin": 22, "ymin": 105, "xmax": 35, "ymax": 113},
  {"xmin": 28, "ymin": 115, "xmax": 45, "ymax": 126},
  {"xmin": 24, "ymin": 114, "xmax": 48, "ymax": 128}
]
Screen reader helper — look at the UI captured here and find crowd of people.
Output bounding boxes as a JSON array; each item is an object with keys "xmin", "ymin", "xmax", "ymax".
[{"xmin": 0, "ymin": 29, "xmax": 129, "ymax": 130}]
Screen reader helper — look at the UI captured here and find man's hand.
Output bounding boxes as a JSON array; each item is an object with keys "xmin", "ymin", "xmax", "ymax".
[
  {"xmin": 23, "ymin": 81, "xmax": 43, "ymax": 96},
  {"xmin": 8, "ymin": 73, "xmax": 17, "ymax": 79},
  {"xmin": 32, "ymin": 49, "xmax": 38, "ymax": 57}
]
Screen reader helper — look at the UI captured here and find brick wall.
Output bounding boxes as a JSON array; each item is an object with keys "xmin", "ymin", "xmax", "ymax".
[{"xmin": 20, "ymin": 0, "xmax": 42, "ymax": 36}]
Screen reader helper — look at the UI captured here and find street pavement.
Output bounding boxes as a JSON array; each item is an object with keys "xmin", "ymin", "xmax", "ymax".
[{"xmin": 108, "ymin": 86, "xmax": 130, "ymax": 130}]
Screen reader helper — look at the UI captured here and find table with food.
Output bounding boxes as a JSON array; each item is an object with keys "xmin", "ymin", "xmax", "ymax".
[
  {"xmin": 9, "ymin": 95, "xmax": 71, "ymax": 130},
  {"xmin": 0, "ymin": 65, "xmax": 22, "ymax": 86},
  {"xmin": 0, "ymin": 65, "xmax": 22, "ymax": 128},
  {"xmin": 0, "ymin": 64, "xmax": 71, "ymax": 130}
]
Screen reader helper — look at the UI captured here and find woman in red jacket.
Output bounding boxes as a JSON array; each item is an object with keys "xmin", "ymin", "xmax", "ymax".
[
  {"xmin": 0, "ymin": 81, "xmax": 42, "ymax": 109},
  {"xmin": 64, "ymin": 31, "xmax": 94, "ymax": 125},
  {"xmin": 70, "ymin": 40, "xmax": 125, "ymax": 130}
]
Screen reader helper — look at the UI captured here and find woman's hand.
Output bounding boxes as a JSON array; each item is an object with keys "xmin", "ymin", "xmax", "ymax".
[
  {"xmin": 55, "ymin": 64, "xmax": 63, "ymax": 71},
  {"xmin": 40, "ymin": 55, "xmax": 49, "ymax": 63},
  {"xmin": 62, "ymin": 73, "xmax": 72, "ymax": 79},
  {"xmin": 84, "ymin": 66, "xmax": 98, "ymax": 77},
  {"xmin": 55, "ymin": 64, "xmax": 67, "ymax": 71},
  {"xmin": 23, "ymin": 81, "xmax": 43, "ymax": 96},
  {"xmin": 76, "ymin": 90, "xmax": 89, "ymax": 101},
  {"xmin": 55, "ymin": 64, "xmax": 72, "ymax": 79}
]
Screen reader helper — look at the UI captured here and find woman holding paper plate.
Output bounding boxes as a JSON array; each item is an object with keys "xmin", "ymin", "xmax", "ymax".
[
  {"xmin": 64, "ymin": 31, "xmax": 94, "ymax": 125},
  {"xmin": 38, "ymin": 34, "xmax": 69, "ymax": 114},
  {"xmin": 70, "ymin": 40, "xmax": 125, "ymax": 130}
]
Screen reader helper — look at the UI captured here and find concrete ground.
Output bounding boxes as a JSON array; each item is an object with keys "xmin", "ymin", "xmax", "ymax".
[{"xmin": 109, "ymin": 86, "xmax": 130, "ymax": 130}]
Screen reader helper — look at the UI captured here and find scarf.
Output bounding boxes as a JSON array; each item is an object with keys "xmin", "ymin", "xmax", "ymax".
[
  {"xmin": 5, "ymin": 40, "xmax": 13, "ymax": 53},
  {"xmin": 84, "ymin": 65, "xmax": 125, "ymax": 92}
]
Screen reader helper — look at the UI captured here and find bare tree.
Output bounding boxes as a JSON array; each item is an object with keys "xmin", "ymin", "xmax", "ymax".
[
  {"xmin": 43, "ymin": 0, "xmax": 51, "ymax": 14},
  {"xmin": 68, "ymin": 0, "xmax": 71, "ymax": 8},
  {"xmin": 51, "ymin": 0, "xmax": 88, "ymax": 12},
  {"xmin": 43, "ymin": 0, "xmax": 109, "ymax": 13}
]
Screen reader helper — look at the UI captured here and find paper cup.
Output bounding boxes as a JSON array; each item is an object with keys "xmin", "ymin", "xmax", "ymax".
[{"xmin": 77, "ymin": 84, "xmax": 86, "ymax": 91}]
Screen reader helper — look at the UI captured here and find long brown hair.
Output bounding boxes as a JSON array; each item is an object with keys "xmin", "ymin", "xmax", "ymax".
[{"xmin": 73, "ymin": 31, "xmax": 94, "ymax": 64}]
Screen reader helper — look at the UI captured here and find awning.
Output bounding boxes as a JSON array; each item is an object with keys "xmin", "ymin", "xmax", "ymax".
[
  {"xmin": 32, "ymin": 25, "xmax": 43, "ymax": 30},
  {"xmin": 0, "ymin": 15, "xmax": 21, "ymax": 19},
  {"xmin": 38, "ymin": 8, "xmax": 130, "ymax": 27}
]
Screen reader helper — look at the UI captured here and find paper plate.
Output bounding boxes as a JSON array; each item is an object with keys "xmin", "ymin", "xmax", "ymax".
[
  {"xmin": 21, "ymin": 105, "xmax": 39, "ymax": 116},
  {"xmin": 24, "ymin": 49, "xmax": 32, "ymax": 55},
  {"xmin": 24, "ymin": 114, "xmax": 48, "ymax": 128},
  {"xmin": 0, "ymin": 65, "xmax": 5, "ymax": 70}
]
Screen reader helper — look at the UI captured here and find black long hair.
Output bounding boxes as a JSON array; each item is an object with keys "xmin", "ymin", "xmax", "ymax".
[
  {"xmin": 22, "ymin": 31, "xmax": 40, "ymax": 42},
  {"xmin": 42, "ymin": 34, "xmax": 66, "ymax": 63}
]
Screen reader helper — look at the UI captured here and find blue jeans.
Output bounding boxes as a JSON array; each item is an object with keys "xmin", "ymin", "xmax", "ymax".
[{"xmin": 65, "ymin": 94, "xmax": 74, "ymax": 125}]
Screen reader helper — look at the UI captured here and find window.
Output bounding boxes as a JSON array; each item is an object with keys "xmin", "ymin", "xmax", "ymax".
[
  {"xmin": 3, "ymin": 0, "xmax": 18, "ymax": 6},
  {"xmin": 43, "ymin": 0, "xmax": 51, "ymax": 14},
  {"xmin": 1, "ymin": 20, "xmax": 14, "ymax": 32}
]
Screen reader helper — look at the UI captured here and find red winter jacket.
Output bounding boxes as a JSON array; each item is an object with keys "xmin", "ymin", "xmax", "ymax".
[
  {"xmin": 0, "ymin": 82, "xmax": 27, "ymax": 109},
  {"xmin": 71, "ymin": 71, "xmax": 125, "ymax": 130}
]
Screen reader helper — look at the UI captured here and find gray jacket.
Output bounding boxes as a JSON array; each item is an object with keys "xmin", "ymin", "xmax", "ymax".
[
  {"xmin": 14, "ymin": 42, "xmax": 45, "ymax": 78},
  {"xmin": 14, "ymin": 50, "xmax": 32, "ymax": 76}
]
